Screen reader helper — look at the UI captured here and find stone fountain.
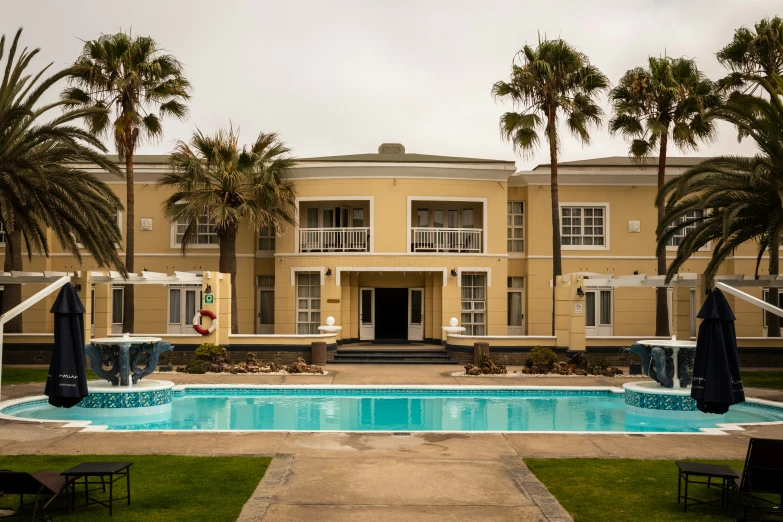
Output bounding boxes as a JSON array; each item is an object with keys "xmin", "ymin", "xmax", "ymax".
[
  {"xmin": 624, "ymin": 336, "xmax": 700, "ymax": 415},
  {"xmin": 80, "ymin": 334, "xmax": 175, "ymax": 412},
  {"xmin": 86, "ymin": 333, "xmax": 173, "ymax": 385}
]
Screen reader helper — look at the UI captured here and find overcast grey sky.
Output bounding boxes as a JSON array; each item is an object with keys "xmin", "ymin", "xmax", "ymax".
[{"xmin": 4, "ymin": 0, "xmax": 779, "ymax": 169}]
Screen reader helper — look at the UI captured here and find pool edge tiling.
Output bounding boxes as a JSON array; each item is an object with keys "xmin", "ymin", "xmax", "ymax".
[{"xmin": 3, "ymin": 385, "xmax": 783, "ymax": 435}]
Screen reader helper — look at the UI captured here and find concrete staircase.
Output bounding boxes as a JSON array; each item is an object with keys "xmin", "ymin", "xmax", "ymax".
[{"xmin": 332, "ymin": 346, "xmax": 457, "ymax": 364}]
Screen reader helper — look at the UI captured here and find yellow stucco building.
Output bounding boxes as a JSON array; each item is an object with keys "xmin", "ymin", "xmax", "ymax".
[{"xmin": 1, "ymin": 144, "xmax": 781, "ymax": 362}]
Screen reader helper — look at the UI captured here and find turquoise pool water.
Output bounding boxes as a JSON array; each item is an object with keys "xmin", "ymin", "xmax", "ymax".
[{"xmin": 4, "ymin": 387, "xmax": 783, "ymax": 432}]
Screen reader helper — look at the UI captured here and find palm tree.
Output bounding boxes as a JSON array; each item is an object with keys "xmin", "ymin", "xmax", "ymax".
[
  {"xmin": 0, "ymin": 28, "xmax": 126, "ymax": 332},
  {"xmin": 160, "ymin": 128, "xmax": 297, "ymax": 333},
  {"xmin": 658, "ymin": 76, "xmax": 783, "ymax": 336},
  {"xmin": 64, "ymin": 32, "xmax": 190, "ymax": 333},
  {"xmin": 609, "ymin": 56, "xmax": 719, "ymax": 336},
  {"xmin": 717, "ymin": 16, "xmax": 783, "ymax": 93},
  {"xmin": 492, "ymin": 38, "xmax": 608, "ymax": 334}
]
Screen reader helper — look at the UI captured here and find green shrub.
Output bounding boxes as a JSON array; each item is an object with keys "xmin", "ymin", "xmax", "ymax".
[
  {"xmin": 185, "ymin": 360, "xmax": 208, "ymax": 374},
  {"xmin": 477, "ymin": 349, "xmax": 489, "ymax": 369},
  {"xmin": 527, "ymin": 346, "xmax": 558, "ymax": 369},
  {"xmin": 194, "ymin": 343, "xmax": 224, "ymax": 361},
  {"xmin": 592, "ymin": 354, "xmax": 611, "ymax": 370}
]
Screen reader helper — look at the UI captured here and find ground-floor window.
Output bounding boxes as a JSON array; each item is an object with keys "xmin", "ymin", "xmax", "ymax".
[
  {"xmin": 297, "ymin": 272, "xmax": 321, "ymax": 334},
  {"xmin": 507, "ymin": 277, "xmax": 525, "ymax": 335},
  {"xmin": 461, "ymin": 273, "xmax": 486, "ymax": 335},
  {"xmin": 111, "ymin": 286, "xmax": 124, "ymax": 334},
  {"xmin": 257, "ymin": 276, "xmax": 274, "ymax": 334},
  {"xmin": 762, "ymin": 288, "xmax": 783, "ymax": 335}
]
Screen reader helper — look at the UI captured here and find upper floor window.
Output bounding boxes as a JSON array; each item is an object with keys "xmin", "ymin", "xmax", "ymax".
[
  {"xmin": 561, "ymin": 205, "xmax": 606, "ymax": 248},
  {"xmin": 416, "ymin": 208, "xmax": 475, "ymax": 228},
  {"xmin": 665, "ymin": 210, "xmax": 704, "ymax": 247},
  {"xmin": 173, "ymin": 214, "xmax": 219, "ymax": 246},
  {"xmin": 258, "ymin": 226, "xmax": 276, "ymax": 251},
  {"xmin": 507, "ymin": 202, "xmax": 524, "ymax": 253},
  {"xmin": 76, "ymin": 209, "xmax": 122, "ymax": 247}
]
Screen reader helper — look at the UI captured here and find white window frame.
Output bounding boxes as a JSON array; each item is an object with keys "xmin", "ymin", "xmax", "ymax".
[
  {"xmin": 110, "ymin": 286, "xmax": 124, "ymax": 334},
  {"xmin": 257, "ymin": 275, "xmax": 275, "ymax": 334},
  {"xmin": 559, "ymin": 203, "xmax": 610, "ymax": 251},
  {"xmin": 461, "ymin": 272, "xmax": 487, "ymax": 335},
  {"xmin": 257, "ymin": 226, "xmax": 276, "ymax": 256},
  {"xmin": 167, "ymin": 284, "xmax": 203, "ymax": 334},
  {"xmin": 507, "ymin": 276, "xmax": 525, "ymax": 335},
  {"xmin": 170, "ymin": 213, "xmax": 220, "ymax": 249},
  {"xmin": 665, "ymin": 210, "xmax": 711, "ymax": 251},
  {"xmin": 507, "ymin": 201, "xmax": 525, "ymax": 254},
  {"xmin": 296, "ymin": 272, "xmax": 321, "ymax": 334},
  {"xmin": 406, "ymin": 196, "xmax": 488, "ymax": 254}
]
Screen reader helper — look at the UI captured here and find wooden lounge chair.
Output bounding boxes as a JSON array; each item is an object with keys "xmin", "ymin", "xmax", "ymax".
[
  {"xmin": 732, "ymin": 438, "xmax": 783, "ymax": 521},
  {"xmin": 0, "ymin": 470, "xmax": 68, "ymax": 521}
]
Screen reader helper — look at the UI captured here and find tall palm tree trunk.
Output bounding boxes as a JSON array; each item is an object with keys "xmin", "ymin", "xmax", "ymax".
[
  {"xmin": 548, "ymin": 112, "xmax": 562, "ymax": 336},
  {"xmin": 655, "ymin": 133, "xmax": 670, "ymax": 337},
  {"xmin": 1, "ymin": 228, "xmax": 23, "ymax": 332},
  {"xmin": 219, "ymin": 227, "xmax": 239, "ymax": 334},
  {"xmin": 122, "ymin": 151, "xmax": 135, "ymax": 333},
  {"xmin": 767, "ymin": 250, "xmax": 780, "ymax": 337}
]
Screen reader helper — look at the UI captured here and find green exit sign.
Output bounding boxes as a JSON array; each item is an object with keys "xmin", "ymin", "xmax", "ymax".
[{"xmin": 204, "ymin": 294, "xmax": 215, "ymax": 304}]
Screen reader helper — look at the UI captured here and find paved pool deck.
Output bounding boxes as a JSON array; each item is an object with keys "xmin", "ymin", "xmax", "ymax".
[{"xmin": 2, "ymin": 365, "xmax": 782, "ymax": 521}]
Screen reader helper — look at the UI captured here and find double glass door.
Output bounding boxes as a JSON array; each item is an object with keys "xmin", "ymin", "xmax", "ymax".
[
  {"xmin": 359, "ymin": 287, "xmax": 424, "ymax": 341},
  {"xmin": 168, "ymin": 285, "xmax": 202, "ymax": 334},
  {"xmin": 584, "ymin": 288, "xmax": 613, "ymax": 336}
]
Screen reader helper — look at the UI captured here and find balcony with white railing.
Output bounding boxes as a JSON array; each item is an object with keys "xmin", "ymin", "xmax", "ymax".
[
  {"xmin": 410, "ymin": 227, "xmax": 482, "ymax": 253},
  {"xmin": 299, "ymin": 227, "xmax": 370, "ymax": 253}
]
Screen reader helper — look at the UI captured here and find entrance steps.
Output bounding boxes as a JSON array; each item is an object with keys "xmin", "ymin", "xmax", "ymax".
[{"xmin": 332, "ymin": 346, "xmax": 457, "ymax": 364}]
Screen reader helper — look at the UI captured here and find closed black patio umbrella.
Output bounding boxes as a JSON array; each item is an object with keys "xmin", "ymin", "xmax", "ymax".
[
  {"xmin": 44, "ymin": 283, "xmax": 89, "ymax": 408},
  {"xmin": 691, "ymin": 288, "xmax": 745, "ymax": 414}
]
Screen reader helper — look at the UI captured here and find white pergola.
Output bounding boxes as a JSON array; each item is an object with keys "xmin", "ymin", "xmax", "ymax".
[
  {"xmin": 572, "ymin": 272, "xmax": 783, "ymax": 319},
  {"xmin": 0, "ymin": 270, "xmax": 205, "ymax": 401}
]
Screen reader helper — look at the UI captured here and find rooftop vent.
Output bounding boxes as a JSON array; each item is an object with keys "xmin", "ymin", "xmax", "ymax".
[{"xmin": 378, "ymin": 143, "xmax": 405, "ymax": 154}]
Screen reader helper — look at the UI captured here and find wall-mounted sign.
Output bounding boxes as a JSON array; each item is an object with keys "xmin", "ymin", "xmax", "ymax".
[
  {"xmin": 327, "ymin": 299, "xmax": 341, "ymax": 304},
  {"xmin": 204, "ymin": 294, "xmax": 215, "ymax": 304},
  {"xmin": 574, "ymin": 303, "xmax": 583, "ymax": 314}
]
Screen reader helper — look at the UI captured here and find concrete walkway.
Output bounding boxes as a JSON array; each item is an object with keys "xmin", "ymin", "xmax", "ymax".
[{"xmin": 2, "ymin": 365, "xmax": 783, "ymax": 521}]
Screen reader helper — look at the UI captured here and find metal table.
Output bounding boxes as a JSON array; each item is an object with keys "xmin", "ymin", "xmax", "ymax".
[
  {"xmin": 61, "ymin": 461, "xmax": 132, "ymax": 516},
  {"xmin": 676, "ymin": 461, "xmax": 738, "ymax": 512}
]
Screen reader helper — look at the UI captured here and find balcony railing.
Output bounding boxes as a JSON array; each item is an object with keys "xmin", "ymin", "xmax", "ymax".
[
  {"xmin": 411, "ymin": 227, "xmax": 482, "ymax": 253},
  {"xmin": 299, "ymin": 227, "xmax": 370, "ymax": 252}
]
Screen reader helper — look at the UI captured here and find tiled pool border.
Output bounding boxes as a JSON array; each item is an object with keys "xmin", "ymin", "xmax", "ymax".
[{"xmin": 2, "ymin": 384, "xmax": 783, "ymax": 435}]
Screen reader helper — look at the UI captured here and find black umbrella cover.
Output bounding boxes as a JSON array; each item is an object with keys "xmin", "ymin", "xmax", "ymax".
[
  {"xmin": 690, "ymin": 288, "xmax": 745, "ymax": 414},
  {"xmin": 44, "ymin": 284, "xmax": 89, "ymax": 408}
]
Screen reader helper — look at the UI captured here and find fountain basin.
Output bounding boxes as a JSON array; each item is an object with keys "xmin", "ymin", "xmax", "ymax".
[
  {"xmin": 86, "ymin": 337, "xmax": 172, "ymax": 386},
  {"xmin": 76, "ymin": 379, "xmax": 174, "ymax": 414},
  {"xmin": 623, "ymin": 381, "xmax": 697, "ymax": 413}
]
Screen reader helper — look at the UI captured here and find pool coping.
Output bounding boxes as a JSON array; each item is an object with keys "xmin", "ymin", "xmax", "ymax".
[{"xmin": 2, "ymin": 384, "xmax": 782, "ymax": 436}]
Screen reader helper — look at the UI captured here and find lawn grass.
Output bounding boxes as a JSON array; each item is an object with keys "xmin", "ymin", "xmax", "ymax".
[
  {"xmin": 0, "ymin": 454, "xmax": 271, "ymax": 521},
  {"xmin": 742, "ymin": 371, "xmax": 783, "ymax": 390},
  {"xmin": 526, "ymin": 458, "xmax": 743, "ymax": 522},
  {"xmin": 2, "ymin": 367, "xmax": 98, "ymax": 385}
]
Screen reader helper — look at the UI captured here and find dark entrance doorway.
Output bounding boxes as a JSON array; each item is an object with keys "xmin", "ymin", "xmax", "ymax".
[{"xmin": 374, "ymin": 288, "xmax": 408, "ymax": 341}]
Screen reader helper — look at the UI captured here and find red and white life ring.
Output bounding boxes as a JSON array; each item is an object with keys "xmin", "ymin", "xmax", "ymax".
[{"xmin": 192, "ymin": 309, "xmax": 217, "ymax": 335}]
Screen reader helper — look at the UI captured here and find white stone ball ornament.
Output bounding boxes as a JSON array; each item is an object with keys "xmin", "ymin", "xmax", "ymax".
[
  {"xmin": 449, "ymin": 317, "xmax": 458, "ymax": 327},
  {"xmin": 326, "ymin": 316, "xmax": 335, "ymax": 326}
]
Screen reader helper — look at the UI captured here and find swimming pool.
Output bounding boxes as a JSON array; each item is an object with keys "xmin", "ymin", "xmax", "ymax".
[{"xmin": 3, "ymin": 386, "xmax": 783, "ymax": 433}]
